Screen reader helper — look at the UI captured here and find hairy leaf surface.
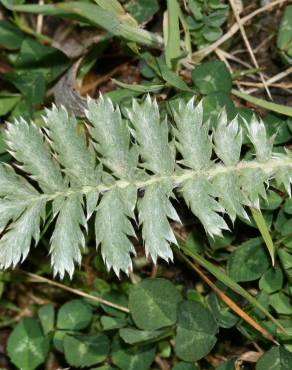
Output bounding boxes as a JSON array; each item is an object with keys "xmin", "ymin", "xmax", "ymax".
[{"xmin": 0, "ymin": 96, "xmax": 291, "ymax": 277}]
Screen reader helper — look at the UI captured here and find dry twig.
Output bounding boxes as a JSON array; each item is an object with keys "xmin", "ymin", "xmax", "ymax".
[
  {"xmin": 36, "ymin": 0, "xmax": 44, "ymax": 34},
  {"xmin": 245, "ymin": 66, "xmax": 292, "ymax": 93},
  {"xmin": 228, "ymin": 0, "xmax": 272, "ymax": 99},
  {"xmin": 176, "ymin": 249, "xmax": 279, "ymax": 345},
  {"xmin": 191, "ymin": 0, "xmax": 289, "ymax": 61}
]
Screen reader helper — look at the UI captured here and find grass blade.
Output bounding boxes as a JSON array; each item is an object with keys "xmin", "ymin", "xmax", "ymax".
[
  {"xmin": 251, "ymin": 207, "xmax": 275, "ymax": 266},
  {"xmin": 177, "ymin": 240, "xmax": 286, "ymax": 334},
  {"xmin": 232, "ymin": 89, "xmax": 292, "ymax": 117},
  {"xmin": 112, "ymin": 79, "xmax": 164, "ymax": 93},
  {"xmin": 176, "ymin": 249, "xmax": 278, "ymax": 344},
  {"xmin": 1, "ymin": 1, "xmax": 162, "ymax": 48},
  {"xmin": 164, "ymin": 0, "xmax": 181, "ymax": 69}
]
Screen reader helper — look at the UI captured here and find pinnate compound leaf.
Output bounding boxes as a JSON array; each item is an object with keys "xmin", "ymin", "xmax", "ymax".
[
  {"xmin": 7, "ymin": 318, "xmax": 49, "ymax": 370},
  {"xmin": 0, "ymin": 95, "xmax": 291, "ymax": 277}
]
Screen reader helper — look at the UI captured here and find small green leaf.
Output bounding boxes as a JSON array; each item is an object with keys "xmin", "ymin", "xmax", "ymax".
[
  {"xmin": 180, "ymin": 243, "xmax": 285, "ymax": 332},
  {"xmin": 0, "ymin": 94, "xmax": 21, "ymax": 116},
  {"xmin": 208, "ymin": 232, "xmax": 235, "ymax": 251},
  {"xmin": 260, "ymin": 190, "xmax": 282, "ymax": 210},
  {"xmin": 158, "ymin": 340, "xmax": 171, "ymax": 357},
  {"xmin": 125, "ymin": 0, "xmax": 159, "ymax": 24},
  {"xmin": 38, "ymin": 303, "xmax": 55, "ymax": 334},
  {"xmin": 129, "ymin": 278, "xmax": 182, "ymax": 330},
  {"xmin": 277, "ymin": 5, "xmax": 292, "ymax": 64},
  {"xmin": 112, "ymin": 337, "xmax": 155, "ymax": 370},
  {"xmin": 228, "ymin": 238, "xmax": 270, "ymax": 282},
  {"xmin": 279, "ymin": 218, "xmax": 292, "ymax": 237},
  {"xmin": 216, "ymin": 359, "xmax": 236, "ymax": 370},
  {"xmin": 0, "ymin": 20, "xmax": 24, "ymax": 49},
  {"xmin": 101, "ymin": 291, "xmax": 128, "ymax": 318},
  {"xmin": 175, "ymin": 301, "xmax": 218, "ymax": 361},
  {"xmin": 53, "ymin": 330, "xmax": 70, "ymax": 353},
  {"xmin": 192, "ymin": 61, "xmax": 232, "ymax": 94},
  {"xmin": 269, "ymin": 292, "xmax": 292, "ymax": 315},
  {"xmin": 202, "ymin": 92, "xmax": 235, "ymax": 127},
  {"xmin": 259, "ymin": 267, "xmax": 283, "ymax": 293},
  {"xmin": 57, "ymin": 299, "xmax": 92, "ymax": 330},
  {"xmin": 101, "ymin": 315, "xmax": 127, "ymax": 330},
  {"xmin": 9, "ymin": 98, "xmax": 33, "ymax": 120},
  {"xmin": 188, "ymin": 0, "xmax": 203, "ymax": 20},
  {"xmin": 202, "ymin": 25, "xmax": 222, "ymax": 41},
  {"xmin": 284, "ymin": 198, "xmax": 292, "ymax": 214},
  {"xmin": 119, "ymin": 328, "xmax": 165, "ymax": 344},
  {"xmin": 7, "ymin": 318, "xmax": 49, "ymax": 370},
  {"xmin": 278, "ymin": 248, "xmax": 292, "ymax": 282},
  {"xmin": 256, "ymin": 346, "xmax": 292, "ymax": 370},
  {"xmin": 156, "ymin": 58, "xmax": 193, "ymax": 91},
  {"xmin": 265, "ymin": 114, "xmax": 292, "ymax": 145},
  {"xmin": 64, "ymin": 333, "xmax": 110, "ymax": 367},
  {"xmin": 5, "ymin": 71, "xmax": 46, "ymax": 105},
  {"xmin": 207, "ymin": 292, "xmax": 239, "ymax": 329},
  {"xmin": 14, "ymin": 38, "xmax": 70, "ymax": 82}
]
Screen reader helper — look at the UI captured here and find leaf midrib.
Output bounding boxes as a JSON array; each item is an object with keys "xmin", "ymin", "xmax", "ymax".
[{"xmin": 19, "ymin": 157, "xmax": 292, "ymax": 203}]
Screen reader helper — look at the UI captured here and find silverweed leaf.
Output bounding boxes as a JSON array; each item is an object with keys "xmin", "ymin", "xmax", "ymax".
[{"xmin": 0, "ymin": 96, "xmax": 291, "ymax": 277}]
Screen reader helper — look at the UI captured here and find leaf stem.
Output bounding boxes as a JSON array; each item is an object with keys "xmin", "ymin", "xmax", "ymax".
[{"xmin": 24, "ymin": 156, "xmax": 292, "ymax": 203}]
